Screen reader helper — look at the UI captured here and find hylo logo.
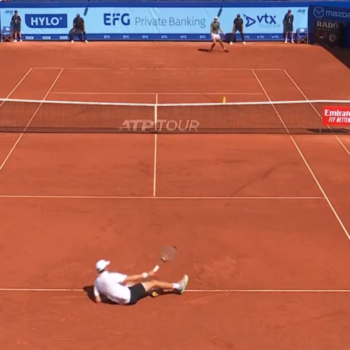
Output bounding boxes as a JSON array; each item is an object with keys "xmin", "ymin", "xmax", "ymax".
[
  {"xmin": 243, "ymin": 14, "xmax": 278, "ymax": 28},
  {"xmin": 104, "ymin": 13, "xmax": 130, "ymax": 26},
  {"xmin": 25, "ymin": 14, "xmax": 68, "ymax": 28},
  {"xmin": 313, "ymin": 7, "xmax": 325, "ymax": 19}
]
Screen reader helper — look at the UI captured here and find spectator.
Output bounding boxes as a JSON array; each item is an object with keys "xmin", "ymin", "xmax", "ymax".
[
  {"xmin": 70, "ymin": 14, "xmax": 88, "ymax": 43},
  {"xmin": 11, "ymin": 10, "xmax": 22, "ymax": 42}
]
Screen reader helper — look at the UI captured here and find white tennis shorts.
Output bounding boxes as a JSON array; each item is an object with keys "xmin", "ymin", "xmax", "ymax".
[{"xmin": 211, "ymin": 33, "xmax": 221, "ymax": 40}]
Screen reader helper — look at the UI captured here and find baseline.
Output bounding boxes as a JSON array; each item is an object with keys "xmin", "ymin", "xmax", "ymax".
[
  {"xmin": 32, "ymin": 67, "xmax": 284, "ymax": 71},
  {"xmin": 0, "ymin": 195, "xmax": 324, "ymax": 200},
  {"xmin": 1, "ymin": 287, "xmax": 350, "ymax": 293}
]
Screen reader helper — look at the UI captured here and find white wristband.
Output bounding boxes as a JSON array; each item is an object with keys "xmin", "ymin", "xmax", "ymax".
[{"xmin": 142, "ymin": 272, "xmax": 148, "ymax": 279}]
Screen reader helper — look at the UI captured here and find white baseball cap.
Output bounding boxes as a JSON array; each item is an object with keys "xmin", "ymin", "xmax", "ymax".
[{"xmin": 96, "ymin": 260, "xmax": 110, "ymax": 272}]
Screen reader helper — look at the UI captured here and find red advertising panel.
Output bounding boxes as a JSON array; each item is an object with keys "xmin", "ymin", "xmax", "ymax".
[{"xmin": 322, "ymin": 106, "xmax": 350, "ymax": 126}]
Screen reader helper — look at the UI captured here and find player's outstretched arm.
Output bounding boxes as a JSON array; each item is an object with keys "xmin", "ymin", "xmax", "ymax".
[
  {"xmin": 93, "ymin": 283, "xmax": 101, "ymax": 303},
  {"xmin": 123, "ymin": 269, "xmax": 156, "ymax": 284}
]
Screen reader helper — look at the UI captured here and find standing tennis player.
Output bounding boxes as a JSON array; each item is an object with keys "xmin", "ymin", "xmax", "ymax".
[
  {"xmin": 210, "ymin": 17, "xmax": 228, "ymax": 52},
  {"xmin": 230, "ymin": 14, "xmax": 246, "ymax": 45},
  {"xmin": 93, "ymin": 260, "xmax": 189, "ymax": 305},
  {"xmin": 283, "ymin": 10, "xmax": 294, "ymax": 44}
]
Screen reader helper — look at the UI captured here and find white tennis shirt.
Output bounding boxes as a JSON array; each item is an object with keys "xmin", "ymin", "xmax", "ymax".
[{"xmin": 93, "ymin": 271, "xmax": 131, "ymax": 305}]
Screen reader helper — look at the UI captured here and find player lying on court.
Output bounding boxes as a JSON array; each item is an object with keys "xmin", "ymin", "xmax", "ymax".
[
  {"xmin": 210, "ymin": 17, "xmax": 228, "ymax": 53},
  {"xmin": 93, "ymin": 246, "xmax": 189, "ymax": 305}
]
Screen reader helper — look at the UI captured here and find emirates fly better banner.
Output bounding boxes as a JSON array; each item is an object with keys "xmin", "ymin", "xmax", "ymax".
[{"xmin": 323, "ymin": 106, "xmax": 350, "ymax": 126}]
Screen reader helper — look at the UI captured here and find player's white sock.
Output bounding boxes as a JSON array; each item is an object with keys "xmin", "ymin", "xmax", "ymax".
[{"xmin": 173, "ymin": 283, "xmax": 181, "ymax": 289}]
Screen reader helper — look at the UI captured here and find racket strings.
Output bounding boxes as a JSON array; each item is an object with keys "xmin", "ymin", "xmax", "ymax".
[{"xmin": 161, "ymin": 246, "xmax": 177, "ymax": 261}]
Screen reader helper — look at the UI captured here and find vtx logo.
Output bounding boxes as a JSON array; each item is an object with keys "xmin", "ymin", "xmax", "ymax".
[{"xmin": 243, "ymin": 13, "xmax": 277, "ymax": 27}]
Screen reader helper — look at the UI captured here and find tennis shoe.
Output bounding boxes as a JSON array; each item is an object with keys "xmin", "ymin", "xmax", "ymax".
[
  {"xmin": 230, "ymin": 41, "xmax": 233, "ymax": 45},
  {"xmin": 175, "ymin": 275, "xmax": 189, "ymax": 294},
  {"xmin": 13, "ymin": 40, "xmax": 17, "ymax": 42},
  {"xmin": 243, "ymin": 41, "xmax": 246, "ymax": 45},
  {"xmin": 85, "ymin": 40, "xmax": 88, "ymax": 43}
]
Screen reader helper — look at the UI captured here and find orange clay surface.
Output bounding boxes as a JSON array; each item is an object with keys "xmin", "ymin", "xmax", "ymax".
[{"xmin": 0, "ymin": 42, "xmax": 350, "ymax": 350}]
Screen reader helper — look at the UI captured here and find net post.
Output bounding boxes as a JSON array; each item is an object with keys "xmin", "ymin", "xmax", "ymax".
[
  {"xmin": 319, "ymin": 117, "xmax": 322, "ymax": 134},
  {"xmin": 155, "ymin": 94, "xmax": 158, "ymax": 133}
]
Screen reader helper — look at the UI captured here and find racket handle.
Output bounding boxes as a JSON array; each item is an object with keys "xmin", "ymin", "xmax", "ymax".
[{"xmin": 153, "ymin": 265, "xmax": 160, "ymax": 272}]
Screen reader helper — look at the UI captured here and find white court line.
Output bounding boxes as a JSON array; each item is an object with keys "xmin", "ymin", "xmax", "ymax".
[
  {"xmin": 0, "ymin": 69, "xmax": 64, "ymax": 173},
  {"xmin": 0, "ymin": 195, "xmax": 324, "ymax": 200},
  {"xmin": 252, "ymin": 70, "xmax": 350, "ymax": 242},
  {"xmin": 0, "ymin": 287, "xmax": 349, "ymax": 294},
  {"xmin": 283, "ymin": 69, "xmax": 350, "ymax": 156},
  {"xmin": 32, "ymin": 67, "xmax": 106, "ymax": 70},
  {"xmin": 0, "ymin": 68, "xmax": 32, "ymax": 108},
  {"xmin": 50, "ymin": 92, "xmax": 264, "ymax": 96},
  {"xmin": 32, "ymin": 67, "xmax": 283, "ymax": 71},
  {"xmin": 153, "ymin": 94, "xmax": 158, "ymax": 197},
  {"xmin": 251, "ymin": 70, "xmax": 289, "ymax": 130}
]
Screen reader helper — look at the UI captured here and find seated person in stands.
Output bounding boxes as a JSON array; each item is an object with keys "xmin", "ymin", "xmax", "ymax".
[{"xmin": 70, "ymin": 14, "xmax": 88, "ymax": 43}]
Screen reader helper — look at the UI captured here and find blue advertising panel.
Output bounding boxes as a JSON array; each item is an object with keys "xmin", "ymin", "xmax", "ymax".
[
  {"xmin": 0, "ymin": 6, "xmax": 308, "ymax": 41},
  {"xmin": 309, "ymin": 5, "xmax": 350, "ymax": 48}
]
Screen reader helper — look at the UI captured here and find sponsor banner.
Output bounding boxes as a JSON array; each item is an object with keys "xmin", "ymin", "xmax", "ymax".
[
  {"xmin": 18, "ymin": 33, "xmax": 286, "ymax": 41},
  {"xmin": 309, "ymin": 6, "xmax": 350, "ymax": 48},
  {"xmin": 314, "ymin": 20, "xmax": 344, "ymax": 48},
  {"xmin": 322, "ymin": 106, "xmax": 350, "ymax": 126},
  {"xmin": 0, "ymin": 7, "xmax": 307, "ymax": 39}
]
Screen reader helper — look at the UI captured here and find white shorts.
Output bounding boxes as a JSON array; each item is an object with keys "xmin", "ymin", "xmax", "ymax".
[{"xmin": 211, "ymin": 33, "xmax": 221, "ymax": 40}]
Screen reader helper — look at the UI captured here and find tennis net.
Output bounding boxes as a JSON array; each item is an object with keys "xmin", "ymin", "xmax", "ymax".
[{"xmin": 0, "ymin": 98, "xmax": 349, "ymax": 134}]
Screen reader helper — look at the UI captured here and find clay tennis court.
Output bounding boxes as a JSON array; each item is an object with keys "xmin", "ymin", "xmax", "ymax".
[{"xmin": 1, "ymin": 42, "xmax": 350, "ymax": 349}]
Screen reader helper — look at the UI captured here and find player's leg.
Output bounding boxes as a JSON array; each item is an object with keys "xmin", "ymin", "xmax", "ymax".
[
  {"xmin": 128, "ymin": 275, "xmax": 189, "ymax": 305},
  {"xmin": 83, "ymin": 31, "xmax": 88, "ymax": 43},
  {"xmin": 13, "ymin": 30, "xmax": 17, "ymax": 42},
  {"xmin": 218, "ymin": 38, "xmax": 227, "ymax": 52},
  {"xmin": 145, "ymin": 276, "xmax": 188, "ymax": 292},
  {"xmin": 210, "ymin": 35, "xmax": 217, "ymax": 51},
  {"xmin": 18, "ymin": 30, "xmax": 22, "ymax": 42},
  {"xmin": 284, "ymin": 30, "xmax": 288, "ymax": 43}
]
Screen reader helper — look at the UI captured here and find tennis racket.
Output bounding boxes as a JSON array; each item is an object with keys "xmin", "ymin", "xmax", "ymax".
[
  {"xmin": 153, "ymin": 245, "xmax": 177, "ymax": 272},
  {"xmin": 217, "ymin": 0, "xmax": 225, "ymax": 17},
  {"xmin": 84, "ymin": 0, "xmax": 90, "ymax": 16}
]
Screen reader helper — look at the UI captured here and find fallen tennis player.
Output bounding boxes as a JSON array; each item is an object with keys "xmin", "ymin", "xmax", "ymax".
[
  {"xmin": 210, "ymin": 17, "xmax": 228, "ymax": 53},
  {"xmin": 93, "ymin": 260, "xmax": 189, "ymax": 305}
]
